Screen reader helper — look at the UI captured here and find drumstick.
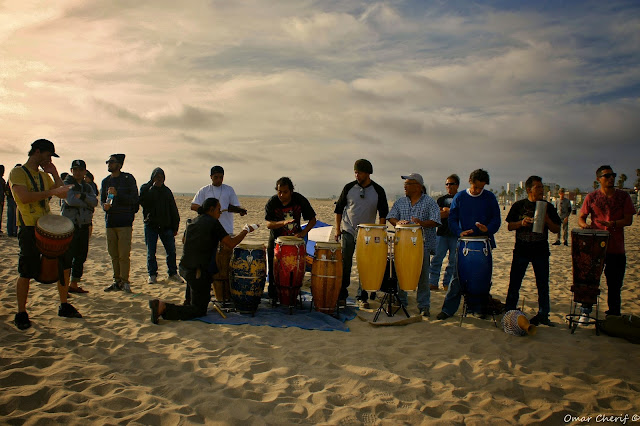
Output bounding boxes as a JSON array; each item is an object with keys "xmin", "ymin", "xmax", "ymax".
[{"xmin": 213, "ymin": 304, "xmax": 227, "ymax": 319}]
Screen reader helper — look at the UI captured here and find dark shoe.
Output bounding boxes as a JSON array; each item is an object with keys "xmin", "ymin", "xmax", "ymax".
[
  {"xmin": 357, "ymin": 300, "xmax": 370, "ymax": 309},
  {"xmin": 436, "ymin": 311, "xmax": 450, "ymax": 320},
  {"xmin": 338, "ymin": 299, "xmax": 347, "ymax": 307},
  {"xmin": 68, "ymin": 286, "xmax": 89, "ymax": 294},
  {"xmin": 529, "ymin": 314, "xmax": 554, "ymax": 327},
  {"xmin": 14, "ymin": 312, "xmax": 32, "ymax": 330},
  {"xmin": 552, "ymin": 241, "xmax": 561, "ymax": 246},
  {"xmin": 429, "ymin": 285, "xmax": 439, "ymax": 291},
  {"xmin": 564, "ymin": 241, "xmax": 569, "ymax": 246},
  {"xmin": 421, "ymin": 308, "xmax": 430, "ymax": 317},
  {"xmin": 149, "ymin": 299, "xmax": 160, "ymax": 324},
  {"xmin": 121, "ymin": 282, "xmax": 132, "ymax": 293},
  {"xmin": 58, "ymin": 303, "xmax": 83, "ymax": 318},
  {"xmin": 104, "ymin": 282, "xmax": 121, "ymax": 292},
  {"xmin": 370, "ymin": 292, "xmax": 376, "ymax": 301}
]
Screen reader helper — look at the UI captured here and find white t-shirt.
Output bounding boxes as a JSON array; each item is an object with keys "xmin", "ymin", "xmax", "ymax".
[{"xmin": 192, "ymin": 183, "xmax": 240, "ymax": 234}]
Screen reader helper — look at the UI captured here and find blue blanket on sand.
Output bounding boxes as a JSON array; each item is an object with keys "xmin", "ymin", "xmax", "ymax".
[{"xmin": 196, "ymin": 294, "xmax": 357, "ymax": 332}]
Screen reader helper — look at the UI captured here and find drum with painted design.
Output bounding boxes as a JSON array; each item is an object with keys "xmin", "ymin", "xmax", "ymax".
[
  {"xmin": 274, "ymin": 236, "xmax": 306, "ymax": 308},
  {"xmin": 35, "ymin": 215, "xmax": 74, "ymax": 284},
  {"xmin": 230, "ymin": 242, "xmax": 266, "ymax": 314}
]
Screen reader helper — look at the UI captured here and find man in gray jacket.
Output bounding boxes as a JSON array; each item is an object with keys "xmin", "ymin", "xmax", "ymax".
[
  {"xmin": 61, "ymin": 160, "xmax": 98, "ymax": 293},
  {"xmin": 553, "ymin": 188, "xmax": 572, "ymax": 246}
]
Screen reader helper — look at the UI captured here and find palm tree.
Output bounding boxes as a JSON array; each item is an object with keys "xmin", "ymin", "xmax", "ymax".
[{"xmin": 617, "ymin": 173, "xmax": 627, "ymax": 189}]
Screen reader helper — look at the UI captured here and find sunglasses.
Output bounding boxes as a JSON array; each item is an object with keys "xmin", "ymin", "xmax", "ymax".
[
  {"xmin": 445, "ymin": 182, "xmax": 458, "ymax": 186},
  {"xmin": 360, "ymin": 187, "xmax": 365, "ymax": 198},
  {"xmin": 106, "ymin": 160, "xmax": 119, "ymax": 164},
  {"xmin": 599, "ymin": 172, "xmax": 616, "ymax": 179}
]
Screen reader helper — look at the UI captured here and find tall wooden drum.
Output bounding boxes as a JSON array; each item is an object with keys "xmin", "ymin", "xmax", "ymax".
[
  {"xmin": 35, "ymin": 215, "xmax": 74, "ymax": 284},
  {"xmin": 393, "ymin": 224, "xmax": 423, "ymax": 291},
  {"xmin": 355, "ymin": 224, "xmax": 387, "ymax": 291},
  {"xmin": 311, "ymin": 241, "xmax": 343, "ymax": 314}
]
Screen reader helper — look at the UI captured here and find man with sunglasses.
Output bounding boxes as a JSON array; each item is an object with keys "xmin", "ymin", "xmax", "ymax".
[
  {"xmin": 578, "ymin": 165, "xmax": 635, "ymax": 317},
  {"xmin": 101, "ymin": 154, "xmax": 139, "ymax": 293},
  {"xmin": 428, "ymin": 174, "xmax": 460, "ymax": 292},
  {"xmin": 334, "ymin": 159, "xmax": 389, "ymax": 308}
]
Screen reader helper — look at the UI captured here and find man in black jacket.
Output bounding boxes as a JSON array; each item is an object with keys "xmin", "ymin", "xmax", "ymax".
[{"xmin": 139, "ymin": 167, "xmax": 181, "ymax": 284}]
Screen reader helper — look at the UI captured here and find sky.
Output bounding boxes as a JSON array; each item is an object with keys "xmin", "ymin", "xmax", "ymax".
[{"xmin": 1, "ymin": 0, "xmax": 639, "ymax": 198}]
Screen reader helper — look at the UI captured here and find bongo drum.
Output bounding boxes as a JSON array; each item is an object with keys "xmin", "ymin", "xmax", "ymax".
[
  {"xmin": 274, "ymin": 236, "xmax": 306, "ymax": 308},
  {"xmin": 310, "ymin": 241, "xmax": 342, "ymax": 314},
  {"xmin": 230, "ymin": 242, "xmax": 266, "ymax": 314},
  {"xmin": 355, "ymin": 224, "xmax": 387, "ymax": 291},
  {"xmin": 393, "ymin": 224, "xmax": 423, "ymax": 291},
  {"xmin": 570, "ymin": 229, "xmax": 609, "ymax": 305},
  {"xmin": 212, "ymin": 242, "xmax": 233, "ymax": 304},
  {"xmin": 35, "ymin": 215, "xmax": 74, "ymax": 284},
  {"xmin": 457, "ymin": 236, "xmax": 492, "ymax": 296}
]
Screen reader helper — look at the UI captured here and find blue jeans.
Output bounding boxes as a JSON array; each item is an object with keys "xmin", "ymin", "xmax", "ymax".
[
  {"xmin": 144, "ymin": 224, "xmax": 177, "ymax": 277},
  {"xmin": 429, "ymin": 235, "xmax": 457, "ymax": 287},
  {"xmin": 504, "ymin": 253, "xmax": 550, "ymax": 317},
  {"xmin": 398, "ymin": 248, "xmax": 431, "ymax": 310}
]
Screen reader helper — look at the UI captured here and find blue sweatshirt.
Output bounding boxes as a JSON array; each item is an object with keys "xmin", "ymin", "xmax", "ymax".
[{"xmin": 448, "ymin": 189, "xmax": 501, "ymax": 248}]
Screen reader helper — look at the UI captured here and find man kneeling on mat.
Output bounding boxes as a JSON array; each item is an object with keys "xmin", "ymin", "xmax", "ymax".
[{"xmin": 149, "ymin": 197, "xmax": 255, "ymax": 324}]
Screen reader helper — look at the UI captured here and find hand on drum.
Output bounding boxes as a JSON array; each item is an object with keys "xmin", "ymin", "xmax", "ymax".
[
  {"xmin": 460, "ymin": 229, "xmax": 474, "ymax": 237},
  {"xmin": 397, "ymin": 219, "xmax": 411, "ymax": 225},
  {"xmin": 595, "ymin": 219, "xmax": 613, "ymax": 229}
]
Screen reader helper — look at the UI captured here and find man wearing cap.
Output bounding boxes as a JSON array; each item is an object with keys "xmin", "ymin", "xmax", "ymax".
[
  {"xmin": 334, "ymin": 159, "xmax": 389, "ymax": 307},
  {"xmin": 61, "ymin": 160, "xmax": 98, "ymax": 294},
  {"xmin": 436, "ymin": 169, "xmax": 501, "ymax": 320},
  {"xmin": 101, "ymin": 154, "xmax": 139, "ymax": 293},
  {"xmin": 9, "ymin": 139, "xmax": 80, "ymax": 330},
  {"xmin": 387, "ymin": 173, "xmax": 440, "ymax": 316},
  {"xmin": 140, "ymin": 167, "xmax": 181, "ymax": 284},
  {"xmin": 553, "ymin": 188, "xmax": 572, "ymax": 246}
]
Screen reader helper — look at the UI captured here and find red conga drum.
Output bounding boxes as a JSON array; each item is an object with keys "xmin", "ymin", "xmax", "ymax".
[
  {"xmin": 311, "ymin": 241, "xmax": 342, "ymax": 315},
  {"xmin": 35, "ymin": 215, "xmax": 74, "ymax": 284},
  {"xmin": 274, "ymin": 236, "xmax": 306, "ymax": 310}
]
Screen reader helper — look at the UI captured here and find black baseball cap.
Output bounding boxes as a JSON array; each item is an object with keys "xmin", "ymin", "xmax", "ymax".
[
  {"xmin": 31, "ymin": 139, "xmax": 59, "ymax": 157},
  {"xmin": 71, "ymin": 159, "xmax": 86, "ymax": 169}
]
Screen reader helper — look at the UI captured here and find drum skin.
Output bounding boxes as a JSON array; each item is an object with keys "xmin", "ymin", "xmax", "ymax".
[
  {"xmin": 274, "ymin": 237, "xmax": 306, "ymax": 307},
  {"xmin": 35, "ymin": 215, "xmax": 74, "ymax": 258},
  {"xmin": 311, "ymin": 242, "xmax": 342, "ymax": 314},
  {"xmin": 394, "ymin": 224, "xmax": 423, "ymax": 291},
  {"xmin": 457, "ymin": 236, "xmax": 492, "ymax": 295},
  {"xmin": 571, "ymin": 229, "xmax": 609, "ymax": 304},
  {"xmin": 230, "ymin": 243, "xmax": 266, "ymax": 314},
  {"xmin": 212, "ymin": 243, "xmax": 233, "ymax": 303},
  {"xmin": 355, "ymin": 224, "xmax": 387, "ymax": 291}
]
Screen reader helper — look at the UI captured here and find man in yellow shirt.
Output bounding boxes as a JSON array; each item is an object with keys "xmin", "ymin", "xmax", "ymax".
[{"xmin": 9, "ymin": 139, "xmax": 79, "ymax": 330}]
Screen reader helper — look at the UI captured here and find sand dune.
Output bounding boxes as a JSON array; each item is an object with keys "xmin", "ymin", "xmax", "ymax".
[{"xmin": 1, "ymin": 196, "xmax": 639, "ymax": 424}]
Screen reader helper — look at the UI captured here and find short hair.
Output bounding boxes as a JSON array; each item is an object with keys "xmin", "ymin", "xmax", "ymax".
[
  {"xmin": 469, "ymin": 169, "xmax": 490, "ymax": 184},
  {"xmin": 559, "ymin": 187, "xmax": 565, "ymax": 193},
  {"xmin": 447, "ymin": 174, "xmax": 460, "ymax": 185},
  {"xmin": 275, "ymin": 177, "xmax": 294, "ymax": 192},
  {"xmin": 596, "ymin": 165, "xmax": 613, "ymax": 177},
  {"xmin": 525, "ymin": 175, "xmax": 542, "ymax": 190},
  {"xmin": 0, "ymin": 165, "xmax": 4, "ymax": 174},
  {"xmin": 198, "ymin": 197, "xmax": 219, "ymax": 215}
]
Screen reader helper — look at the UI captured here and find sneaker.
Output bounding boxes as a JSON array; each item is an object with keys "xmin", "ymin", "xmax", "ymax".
[
  {"xmin": 564, "ymin": 241, "xmax": 569, "ymax": 246},
  {"xmin": 58, "ymin": 303, "xmax": 83, "ymax": 318},
  {"xmin": 121, "ymin": 282, "xmax": 132, "ymax": 293},
  {"xmin": 357, "ymin": 300, "xmax": 370, "ymax": 309},
  {"xmin": 104, "ymin": 282, "xmax": 121, "ymax": 292},
  {"xmin": 14, "ymin": 311, "xmax": 32, "ymax": 330},
  {"xmin": 436, "ymin": 311, "xmax": 450, "ymax": 320},
  {"xmin": 148, "ymin": 275, "xmax": 157, "ymax": 284},
  {"xmin": 168, "ymin": 274, "xmax": 184, "ymax": 284},
  {"xmin": 420, "ymin": 308, "xmax": 430, "ymax": 317},
  {"xmin": 68, "ymin": 286, "xmax": 89, "ymax": 294},
  {"xmin": 552, "ymin": 241, "xmax": 561, "ymax": 246},
  {"xmin": 578, "ymin": 314, "xmax": 590, "ymax": 326}
]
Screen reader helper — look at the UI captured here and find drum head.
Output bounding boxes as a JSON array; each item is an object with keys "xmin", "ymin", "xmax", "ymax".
[
  {"xmin": 459, "ymin": 235, "xmax": 490, "ymax": 242},
  {"xmin": 236, "ymin": 242, "xmax": 266, "ymax": 250},
  {"xmin": 395, "ymin": 224, "xmax": 421, "ymax": 230},
  {"xmin": 571, "ymin": 228, "xmax": 610, "ymax": 237},
  {"xmin": 276, "ymin": 236, "xmax": 304, "ymax": 246},
  {"xmin": 36, "ymin": 215, "xmax": 74, "ymax": 235},
  {"xmin": 357, "ymin": 224, "xmax": 386, "ymax": 230},
  {"xmin": 315, "ymin": 241, "xmax": 341, "ymax": 250}
]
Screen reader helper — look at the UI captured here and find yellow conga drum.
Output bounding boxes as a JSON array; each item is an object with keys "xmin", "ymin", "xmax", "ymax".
[
  {"xmin": 394, "ymin": 224, "xmax": 423, "ymax": 291},
  {"xmin": 356, "ymin": 224, "xmax": 388, "ymax": 291}
]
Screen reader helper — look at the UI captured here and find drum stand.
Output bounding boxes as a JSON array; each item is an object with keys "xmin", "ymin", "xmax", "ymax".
[
  {"xmin": 566, "ymin": 291, "xmax": 601, "ymax": 335},
  {"xmin": 373, "ymin": 232, "xmax": 410, "ymax": 323}
]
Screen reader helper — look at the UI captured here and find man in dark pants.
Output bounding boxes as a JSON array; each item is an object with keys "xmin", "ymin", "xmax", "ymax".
[
  {"xmin": 578, "ymin": 165, "xmax": 635, "ymax": 318},
  {"xmin": 61, "ymin": 160, "xmax": 98, "ymax": 294},
  {"xmin": 504, "ymin": 176, "xmax": 561, "ymax": 326}
]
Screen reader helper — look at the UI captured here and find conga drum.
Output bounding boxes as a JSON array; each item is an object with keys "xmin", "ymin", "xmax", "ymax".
[
  {"xmin": 570, "ymin": 229, "xmax": 609, "ymax": 304},
  {"xmin": 35, "ymin": 215, "xmax": 74, "ymax": 284},
  {"xmin": 393, "ymin": 224, "xmax": 423, "ymax": 291},
  {"xmin": 230, "ymin": 242, "xmax": 267, "ymax": 314},
  {"xmin": 311, "ymin": 241, "xmax": 342, "ymax": 314},
  {"xmin": 355, "ymin": 224, "xmax": 387, "ymax": 291},
  {"xmin": 274, "ymin": 236, "xmax": 306, "ymax": 308},
  {"xmin": 457, "ymin": 236, "xmax": 492, "ymax": 296},
  {"xmin": 212, "ymin": 242, "xmax": 233, "ymax": 305}
]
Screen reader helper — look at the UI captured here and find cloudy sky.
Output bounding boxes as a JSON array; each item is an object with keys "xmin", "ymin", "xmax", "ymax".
[{"xmin": 1, "ymin": 0, "xmax": 639, "ymax": 197}]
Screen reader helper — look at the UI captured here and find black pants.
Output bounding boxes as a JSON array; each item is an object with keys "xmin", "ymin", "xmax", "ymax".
[
  {"xmin": 62, "ymin": 225, "xmax": 90, "ymax": 280},
  {"xmin": 164, "ymin": 268, "xmax": 211, "ymax": 321},
  {"xmin": 604, "ymin": 253, "xmax": 626, "ymax": 316}
]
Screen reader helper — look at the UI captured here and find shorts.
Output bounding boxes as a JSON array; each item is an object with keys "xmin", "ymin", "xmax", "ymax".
[{"xmin": 18, "ymin": 226, "xmax": 41, "ymax": 279}]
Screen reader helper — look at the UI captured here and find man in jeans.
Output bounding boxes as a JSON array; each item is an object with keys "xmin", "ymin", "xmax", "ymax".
[
  {"xmin": 139, "ymin": 167, "xmax": 181, "ymax": 284},
  {"xmin": 428, "ymin": 174, "xmax": 460, "ymax": 292},
  {"xmin": 334, "ymin": 159, "xmax": 388, "ymax": 308},
  {"xmin": 101, "ymin": 154, "xmax": 138, "ymax": 293},
  {"xmin": 552, "ymin": 188, "xmax": 572, "ymax": 246}
]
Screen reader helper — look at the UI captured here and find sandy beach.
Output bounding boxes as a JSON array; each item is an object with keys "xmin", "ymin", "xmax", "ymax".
[{"xmin": 1, "ymin": 195, "xmax": 639, "ymax": 425}]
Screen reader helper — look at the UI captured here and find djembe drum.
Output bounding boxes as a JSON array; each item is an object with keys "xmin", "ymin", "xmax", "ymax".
[
  {"xmin": 310, "ymin": 241, "xmax": 342, "ymax": 315},
  {"xmin": 393, "ymin": 224, "xmax": 423, "ymax": 291},
  {"xmin": 355, "ymin": 224, "xmax": 387, "ymax": 291},
  {"xmin": 35, "ymin": 215, "xmax": 74, "ymax": 284},
  {"xmin": 570, "ymin": 229, "xmax": 609, "ymax": 305}
]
